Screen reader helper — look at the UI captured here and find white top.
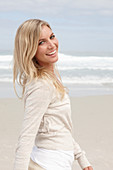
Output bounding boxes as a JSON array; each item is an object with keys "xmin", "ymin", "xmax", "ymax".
[
  {"xmin": 30, "ymin": 146, "xmax": 74, "ymax": 170},
  {"xmin": 13, "ymin": 78, "xmax": 91, "ymax": 170}
]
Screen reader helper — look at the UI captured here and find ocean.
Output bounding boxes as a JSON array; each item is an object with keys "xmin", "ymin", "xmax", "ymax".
[{"xmin": 0, "ymin": 53, "xmax": 113, "ymax": 98}]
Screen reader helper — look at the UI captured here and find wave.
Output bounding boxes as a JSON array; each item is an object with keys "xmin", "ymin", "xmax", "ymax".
[
  {"xmin": 0, "ymin": 78, "xmax": 13, "ymax": 82},
  {"xmin": 0, "ymin": 76, "xmax": 113, "ymax": 86},
  {"xmin": 58, "ymin": 53, "xmax": 113, "ymax": 61},
  {"xmin": 0, "ymin": 53, "xmax": 113, "ymax": 86},
  {"xmin": 0, "ymin": 66, "xmax": 12, "ymax": 69},
  {"xmin": 1, "ymin": 64, "xmax": 113, "ymax": 71},
  {"xmin": 0, "ymin": 55, "xmax": 13, "ymax": 62},
  {"xmin": 0, "ymin": 65, "xmax": 113, "ymax": 71},
  {"xmin": 0, "ymin": 54, "xmax": 113, "ymax": 71},
  {"xmin": 0, "ymin": 53, "xmax": 113, "ymax": 62},
  {"xmin": 1, "ymin": 65, "xmax": 113, "ymax": 71},
  {"xmin": 57, "ymin": 66, "xmax": 113, "ymax": 71},
  {"xmin": 62, "ymin": 76, "xmax": 113, "ymax": 85}
]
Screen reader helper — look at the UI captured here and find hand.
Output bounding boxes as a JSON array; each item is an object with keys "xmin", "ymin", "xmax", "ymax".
[{"xmin": 83, "ymin": 166, "xmax": 93, "ymax": 170}]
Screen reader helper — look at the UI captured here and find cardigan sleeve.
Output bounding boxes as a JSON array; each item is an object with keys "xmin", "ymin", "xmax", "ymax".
[
  {"xmin": 72, "ymin": 138, "xmax": 92, "ymax": 169},
  {"xmin": 13, "ymin": 80, "xmax": 53, "ymax": 170}
]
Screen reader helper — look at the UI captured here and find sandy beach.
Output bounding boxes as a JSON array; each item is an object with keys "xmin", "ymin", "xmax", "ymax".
[{"xmin": 0, "ymin": 95, "xmax": 113, "ymax": 170}]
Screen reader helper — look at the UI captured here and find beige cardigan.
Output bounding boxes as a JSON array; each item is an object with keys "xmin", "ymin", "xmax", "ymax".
[{"xmin": 13, "ymin": 78, "xmax": 91, "ymax": 170}]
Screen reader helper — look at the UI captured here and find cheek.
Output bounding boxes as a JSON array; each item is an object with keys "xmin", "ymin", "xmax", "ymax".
[
  {"xmin": 55, "ymin": 38, "xmax": 59, "ymax": 47},
  {"xmin": 53, "ymin": 38, "xmax": 59, "ymax": 48},
  {"xmin": 37, "ymin": 47, "xmax": 47, "ymax": 56}
]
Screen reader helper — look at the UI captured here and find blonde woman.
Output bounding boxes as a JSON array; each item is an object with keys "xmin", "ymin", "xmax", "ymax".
[{"xmin": 13, "ymin": 19, "xmax": 93, "ymax": 170}]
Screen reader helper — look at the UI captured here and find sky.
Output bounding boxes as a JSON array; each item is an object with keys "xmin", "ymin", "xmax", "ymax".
[{"xmin": 0, "ymin": 0, "xmax": 113, "ymax": 56}]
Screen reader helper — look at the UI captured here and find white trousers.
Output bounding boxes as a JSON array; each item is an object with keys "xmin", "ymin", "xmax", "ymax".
[
  {"xmin": 28, "ymin": 158, "xmax": 45, "ymax": 170},
  {"xmin": 30, "ymin": 146, "xmax": 74, "ymax": 170}
]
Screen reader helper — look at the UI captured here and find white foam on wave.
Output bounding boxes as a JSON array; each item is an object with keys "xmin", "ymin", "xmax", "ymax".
[
  {"xmin": 62, "ymin": 76, "xmax": 113, "ymax": 85},
  {"xmin": 0, "ymin": 53, "xmax": 113, "ymax": 86},
  {"xmin": 0, "ymin": 65, "xmax": 12, "ymax": 69},
  {"xmin": 0, "ymin": 55, "xmax": 13, "ymax": 62},
  {"xmin": 58, "ymin": 53, "xmax": 113, "ymax": 61},
  {"xmin": 0, "ymin": 78, "xmax": 13, "ymax": 82},
  {"xmin": 0, "ymin": 54, "xmax": 113, "ymax": 68},
  {"xmin": 58, "ymin": 66, "xmax": 113, "ymax": 71},
  {"xmin": 0, "ymin": 53, "xmax": 113, "ymax": 62},
  {"xmin": 0, "ymin": 55, "xmax": 13, "ymax": 69},
  {"xmin": 57, "ymin": 53, "xmax": 113, "ymax": 71},
  {"xmin": 0, "ymin": 76, "xmax": 113, "ymax": 87}
]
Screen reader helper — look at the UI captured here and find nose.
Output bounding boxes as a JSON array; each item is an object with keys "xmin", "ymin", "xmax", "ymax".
[{"xmin": 47, "ymin": 40, "xmax": 55, "ymax": 49}]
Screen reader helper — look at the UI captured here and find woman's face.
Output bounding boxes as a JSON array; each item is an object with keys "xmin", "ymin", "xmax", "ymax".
[{"xmin": 35, "ymin": 25, "xmax": 59, "ymax": 71}]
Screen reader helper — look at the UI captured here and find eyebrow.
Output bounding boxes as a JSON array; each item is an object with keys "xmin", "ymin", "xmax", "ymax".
[{"xmin": 39, "ymin": 32, "xmax": 54, "ymax": 42}]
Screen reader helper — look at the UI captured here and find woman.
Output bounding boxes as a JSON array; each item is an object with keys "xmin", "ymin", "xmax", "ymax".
[{"xmin": 13, "ymin": 19, "xmax": 93, "ymax": 170}]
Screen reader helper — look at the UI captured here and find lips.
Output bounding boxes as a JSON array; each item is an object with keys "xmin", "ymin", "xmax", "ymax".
[{"xmin": 46, "ymin": 50, "xmax": 56, "ymax": 56}]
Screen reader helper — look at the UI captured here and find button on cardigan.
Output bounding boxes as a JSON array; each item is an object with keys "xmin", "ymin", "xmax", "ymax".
[{"xmin": 13, "ymin": 78, "xmax": 91, "ymax": 170}]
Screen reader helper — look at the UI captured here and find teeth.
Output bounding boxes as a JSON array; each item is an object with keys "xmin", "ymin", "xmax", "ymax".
[{"xmin": 48, "ymin": 50, "xmax": 56, "ymax": 55}]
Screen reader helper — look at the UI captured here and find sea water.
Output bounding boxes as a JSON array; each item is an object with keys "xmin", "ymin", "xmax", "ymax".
[
  {"xmin": 0, "ymin": 53, "xmax": 113, "ymax": 98},
  {"xmin": 57, "ymin": 53, "xmax": 113, "ymax": 96}
]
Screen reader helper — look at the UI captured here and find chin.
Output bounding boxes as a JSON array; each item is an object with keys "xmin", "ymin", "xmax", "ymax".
[{"xmin": 53, "ymin": 56, "xmax": 58, "ymax": 63}]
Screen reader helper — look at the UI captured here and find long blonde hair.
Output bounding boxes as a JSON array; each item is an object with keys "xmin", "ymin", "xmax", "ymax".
[{"xmin": 13, "ymin": 19, "xmax": 67, "ymax": 100}]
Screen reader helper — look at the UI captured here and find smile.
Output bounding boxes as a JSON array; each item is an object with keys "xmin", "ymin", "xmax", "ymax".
[{"xmin": 46, "ymin": 50, "xmax": 56, "ymax": 56}]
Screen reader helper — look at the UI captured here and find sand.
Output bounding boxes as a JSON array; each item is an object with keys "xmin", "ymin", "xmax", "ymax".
[{"xmin": 0, "ymin": 95, "xmax": 113, "ymax": 170}]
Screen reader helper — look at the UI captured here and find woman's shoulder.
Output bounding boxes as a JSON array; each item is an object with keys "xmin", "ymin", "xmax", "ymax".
[{"xmin": 25, "ymin": 77, "xmax": 54, "ymax": 96}]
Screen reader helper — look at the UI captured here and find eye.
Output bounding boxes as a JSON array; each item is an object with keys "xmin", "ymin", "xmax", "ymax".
[
  {"xmin": 39, "ymin": 41, "xmax": 44, "ymax": 45},
  {"xmin": 50, "ymin": 34, "xmax": 55, "ymax": 39}
]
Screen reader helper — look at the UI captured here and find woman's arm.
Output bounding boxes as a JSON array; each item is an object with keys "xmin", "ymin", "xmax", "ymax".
[
  {"xmin": 13, "ymin": 80, "xmax": 53, "ymax": 170},
  {"xmin": 72, "ymin": 138, "xmax": 93, "ymax": 169}
]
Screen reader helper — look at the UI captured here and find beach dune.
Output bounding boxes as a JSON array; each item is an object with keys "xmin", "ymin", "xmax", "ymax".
[{"xmin": 0, "ymin": 95, "xmax": 113, "ymax": 170}]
